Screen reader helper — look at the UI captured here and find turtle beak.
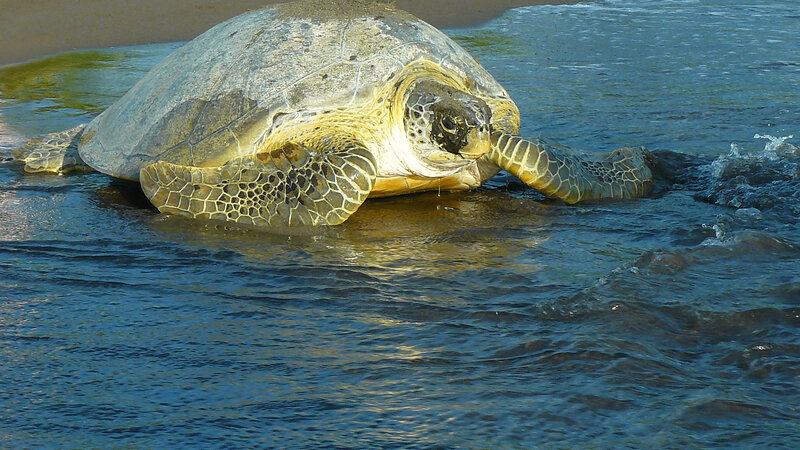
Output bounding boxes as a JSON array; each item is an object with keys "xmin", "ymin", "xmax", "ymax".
[
  {"xmin": 459, "ymin": 124, "xmax": 491, "ymax": 159},
  {"xmin": 459, "ymin": 101, "xmax": 492, "ymax": 159}
]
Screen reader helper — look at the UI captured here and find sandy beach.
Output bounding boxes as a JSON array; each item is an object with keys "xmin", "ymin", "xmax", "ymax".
[{"xmin": 0, "ymin": 0, "xmax": 582, "ymax": 67}]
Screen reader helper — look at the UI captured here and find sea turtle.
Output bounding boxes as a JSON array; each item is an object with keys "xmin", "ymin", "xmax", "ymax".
[{"xmin": 14, "ymin": 0, "xmax": 653, "ymax": 227}]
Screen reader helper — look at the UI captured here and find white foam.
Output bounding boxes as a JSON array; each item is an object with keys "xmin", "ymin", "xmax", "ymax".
[{"xmin": 754, "ymin": 133, "xmax": 798, "ymax": 155}]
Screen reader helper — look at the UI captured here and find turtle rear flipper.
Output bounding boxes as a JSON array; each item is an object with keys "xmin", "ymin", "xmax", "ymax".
[
  {"xmin": 139, "ymin": 139, "xmax": 377, "ymax": 227},
  {"xmin": 489, "ymin": 132, "xmax": 654, "ymax": 203},
  {"xmin": 12, "ymin": 124, "xmax": 93, "ymax": 174}
]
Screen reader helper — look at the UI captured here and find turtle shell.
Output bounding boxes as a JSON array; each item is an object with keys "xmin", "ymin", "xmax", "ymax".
[{"xmin": 78, "ymin": 0, "xmax": 512, "ymax": 180}]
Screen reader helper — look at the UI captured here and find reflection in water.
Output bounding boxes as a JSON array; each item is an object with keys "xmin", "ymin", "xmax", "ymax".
[
  {"xmin": 147, "ymin": 190, "xmax": 554, "ymax": 281},
  {"xmin": 0, "ymin": 43, "xmax": 179, "ymax": 136},
  {"xmin": 0, "ymin": 51, "xmax": 126, "ymax": 114},
  {"xmin": 452, "ymin": 30, "xmax": 526, "ymax": 56}
]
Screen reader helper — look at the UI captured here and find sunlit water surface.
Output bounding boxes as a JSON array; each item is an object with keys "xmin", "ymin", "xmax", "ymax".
[{"xmin": 1, "ymin": 0, "xmax": 798, "ymax": 447}]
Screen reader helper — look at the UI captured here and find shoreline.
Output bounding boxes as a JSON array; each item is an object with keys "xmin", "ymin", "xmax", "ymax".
[{"xmin": 0, "ymin": 0, "xmax": 583, "ymax": 67}]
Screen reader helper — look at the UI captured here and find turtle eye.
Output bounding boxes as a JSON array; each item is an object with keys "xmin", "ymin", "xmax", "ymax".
[{"xmin": 440, "ymin": 115, "xmax": 458, "ymax": 134}]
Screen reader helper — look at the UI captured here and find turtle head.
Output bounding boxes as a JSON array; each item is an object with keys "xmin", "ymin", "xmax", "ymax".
[{"xmin": 403, "ymin": 79, "xmax": 492, "ymax": 165}]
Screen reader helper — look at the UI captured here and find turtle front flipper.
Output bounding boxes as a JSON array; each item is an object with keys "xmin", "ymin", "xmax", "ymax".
[
  {"xmin": 12, "ymin": 124, "xmax": 93, "ymax": 174},
  {"xmin": 489, "ymin": 132, "xmax": 654, "ymax": 203},
  {"xmin": 139, "ymin": 140, "xmax": 377, "ymax": 227}
]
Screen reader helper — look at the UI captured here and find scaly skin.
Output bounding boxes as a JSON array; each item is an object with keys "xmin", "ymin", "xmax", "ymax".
[
  {"xmin": 139, "ymin": 139, "xmax": 377, "ymax": 227},
  {"xmin": 12, "ymin": 124, "xmax": 91, "ymax": 174},
  {"xmin": 488, "ymin": 131, "xmax": 654, "ymax": 203}
]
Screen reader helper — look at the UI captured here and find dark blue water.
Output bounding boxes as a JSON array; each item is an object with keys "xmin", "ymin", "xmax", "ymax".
[{"xmin": 2, "ymin": 0, "xmax": 799, "ymax": 447}]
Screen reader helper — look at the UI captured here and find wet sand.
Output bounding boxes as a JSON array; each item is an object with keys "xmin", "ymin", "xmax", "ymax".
[{"xmin": 0, "ymin": 0, "xmax": 582, "ymax": 67}]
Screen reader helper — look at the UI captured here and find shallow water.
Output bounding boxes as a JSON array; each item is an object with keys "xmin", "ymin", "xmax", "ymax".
[{"xmin": 1, "ymin": 0, "xmax": 799, "ymax": 447}]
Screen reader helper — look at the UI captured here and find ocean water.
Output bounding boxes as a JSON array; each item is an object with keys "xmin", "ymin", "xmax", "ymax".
[{"xmin": 1, "ymin": 0, "xmax": 799, "ymax": 447}]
